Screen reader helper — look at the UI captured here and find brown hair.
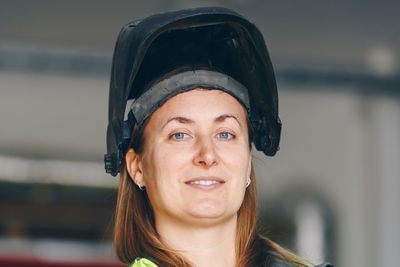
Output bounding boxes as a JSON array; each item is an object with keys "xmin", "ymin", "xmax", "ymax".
[{"xmin": 114, "ymin": 122, "xmax": 308, "ymax": 266}]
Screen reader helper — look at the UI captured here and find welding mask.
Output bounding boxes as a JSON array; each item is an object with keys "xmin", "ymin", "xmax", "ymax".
[{"xmin": 104, "ymin": 7, "xmax": 281, "ymax": 176}]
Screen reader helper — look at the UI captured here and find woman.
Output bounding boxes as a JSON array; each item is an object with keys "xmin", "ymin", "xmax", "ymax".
[{"xmin": 104, "ymin": 7, "xmax": 333, "ymax": 267}]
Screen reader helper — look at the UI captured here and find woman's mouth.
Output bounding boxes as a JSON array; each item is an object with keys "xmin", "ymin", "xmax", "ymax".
[
  {"xmin": 185, "ymin": 177, "xmax": 225, "ymax": 190},
  {"xmin": 189, "ymin": 180, "xmax": 220, "ymax": 185}
]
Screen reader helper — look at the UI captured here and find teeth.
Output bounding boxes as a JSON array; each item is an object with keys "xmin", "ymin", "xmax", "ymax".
[{"xmin": 190, "ymin": 180, "xmax": 220, "ymax": 185}]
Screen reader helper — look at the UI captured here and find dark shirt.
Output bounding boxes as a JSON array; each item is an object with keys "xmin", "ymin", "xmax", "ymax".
[
  {"xmin": 256, "ymin": 236, "xmax": 333, "ymax": 267},
  {"xmin": 266, "ymin": 250, "xmax": 333, "ymax": 267}
]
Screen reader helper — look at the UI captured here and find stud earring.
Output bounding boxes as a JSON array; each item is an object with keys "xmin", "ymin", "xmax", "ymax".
[
  {"xmin": 246, "ymin": 177, "xmax": 251, "ymax": 188},
  {"xmin": 137, "ymin": 181, "xmax": 145, "ymax": 191}
]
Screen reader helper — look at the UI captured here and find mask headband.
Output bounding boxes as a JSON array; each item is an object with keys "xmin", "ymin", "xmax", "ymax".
[{"xmin": 130, "ymin": 70, "xmax": 250, "ymax": 127}]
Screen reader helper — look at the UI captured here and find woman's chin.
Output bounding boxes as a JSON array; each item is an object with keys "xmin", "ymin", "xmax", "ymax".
[{"xmin": 184, "ymin": 201, "xmax": 238, "ymax": 224}]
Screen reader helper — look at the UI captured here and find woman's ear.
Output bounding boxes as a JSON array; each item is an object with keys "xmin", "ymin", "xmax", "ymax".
[
  {"xmin": 247, "ymin": 149, "xmax": 253, "ymax": 179},
  {"xmin": 125, "ymin": 148, "xmax": 145, "ymax": 187}
]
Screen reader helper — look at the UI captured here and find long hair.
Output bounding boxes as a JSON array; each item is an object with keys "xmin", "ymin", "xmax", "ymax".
[{"xmin": 114, "ymin": 122, "xmax": 308, "ymax": 266}]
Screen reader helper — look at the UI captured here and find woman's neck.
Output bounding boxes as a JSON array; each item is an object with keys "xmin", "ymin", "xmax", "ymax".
[{"xmin": 155, "ymin": 215, "xmax": 237, "ymax": 267}]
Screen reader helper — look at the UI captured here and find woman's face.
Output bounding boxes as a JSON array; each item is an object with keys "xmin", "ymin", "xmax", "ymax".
[{"xmin": 132, "ymin": 89, "xmax": 252, "ymax": 227}]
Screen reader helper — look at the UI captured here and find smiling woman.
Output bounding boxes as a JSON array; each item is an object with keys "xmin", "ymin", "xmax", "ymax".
[
  {"xmin": 104, "ymin": 7, "xmax": 332, "ymax": 267},
  {"xmin": 127, "ymin": 89, "xmax": 251, "ymax": 228}
]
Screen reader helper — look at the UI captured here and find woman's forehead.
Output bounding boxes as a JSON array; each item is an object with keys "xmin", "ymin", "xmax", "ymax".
[{"xmin": 146, "ymin": 89, "xmax": 248, "ymax": 126}]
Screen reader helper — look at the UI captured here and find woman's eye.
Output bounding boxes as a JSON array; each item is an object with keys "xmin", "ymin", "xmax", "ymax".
[
  {"xmin": 217, "ymin": 132, "xmax": 234, "ymax": 140},
  {"xmin": 171, "ymin": 132, "xmax": 189, "ymax": 140}
]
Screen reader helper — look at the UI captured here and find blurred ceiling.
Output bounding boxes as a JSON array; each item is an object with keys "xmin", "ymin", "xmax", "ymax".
[{"xmin": 0, "ymin": 0, "xmax": 399, "ymax": 66}]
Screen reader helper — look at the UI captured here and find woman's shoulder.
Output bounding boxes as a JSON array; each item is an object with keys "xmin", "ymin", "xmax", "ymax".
[{"xmin": 128, "ymin": 257, "xmax": 158, "ymax": 267}]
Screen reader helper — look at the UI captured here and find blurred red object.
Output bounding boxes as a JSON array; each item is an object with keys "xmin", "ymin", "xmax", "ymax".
[{"xmin": 0, "ymin": 254, "xmax": 125, "ymax": 267}]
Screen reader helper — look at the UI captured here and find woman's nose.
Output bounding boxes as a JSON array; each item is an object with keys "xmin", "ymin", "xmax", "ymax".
[{"xmin": 193, "ymin": 136, "xmax": 218, "ymax": 167}]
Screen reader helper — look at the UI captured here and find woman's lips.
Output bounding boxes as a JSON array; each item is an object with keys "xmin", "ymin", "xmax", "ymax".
[{"xmin": 185, "ymin": 177, "xmax": 225, "ymax": 190}]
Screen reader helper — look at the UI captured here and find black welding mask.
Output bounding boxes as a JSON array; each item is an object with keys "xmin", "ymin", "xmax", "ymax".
[{"xmin": 104, "ymin": 7, "xmax": 282, "ymax": 176}]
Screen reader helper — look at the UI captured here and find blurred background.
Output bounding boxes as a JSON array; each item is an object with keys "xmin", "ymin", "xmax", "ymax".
[{"xmin": 0, "ymin": 0, "xmax": 399, "ymax": 266}]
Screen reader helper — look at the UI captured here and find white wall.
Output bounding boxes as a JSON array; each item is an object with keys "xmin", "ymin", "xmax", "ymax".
[{"xmin": 254, "ymin": 84, "xmax": 399, "ymax": 267}]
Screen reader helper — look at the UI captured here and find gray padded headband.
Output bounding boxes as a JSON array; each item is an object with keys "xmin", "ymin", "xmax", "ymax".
[{"xmin": 130, "ymin": 70, "xmax": 250, "ymax": 127}]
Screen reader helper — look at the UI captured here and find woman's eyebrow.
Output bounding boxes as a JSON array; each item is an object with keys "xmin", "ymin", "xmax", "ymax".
[
  {"xmin": 215, "ymin": 114, "xmax": 242, "ymax": 127},
  {"xmin": 162, "ymin": 116, "xmax": 194, "ymax": 128}
]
